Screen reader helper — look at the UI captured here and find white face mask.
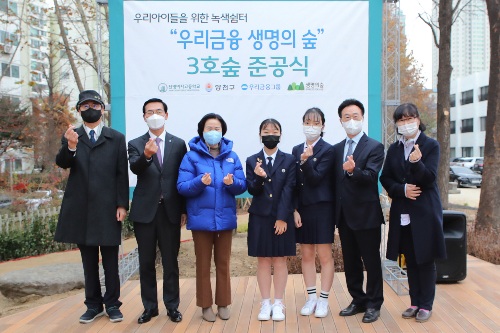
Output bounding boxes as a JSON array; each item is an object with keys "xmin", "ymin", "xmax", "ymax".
[
  {"xmin": 342, "ymin": 119, "xmax": 363, "ymax": 136},
  {"xmin": 303, "ymin": 125, "xmax": 322, "ymax": 142},
  {"xmin": 398, "ymin": 122, "xmax": 419, "ymax": 137},
  {"xmin": 146, "ymin": 114, "xmax": 165, "ymax": 130}
]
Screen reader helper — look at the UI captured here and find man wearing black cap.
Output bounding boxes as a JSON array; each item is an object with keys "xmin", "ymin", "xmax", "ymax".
[{"xmin": 55, "ymin": 90, "xmax": 129, "ymax": 324}]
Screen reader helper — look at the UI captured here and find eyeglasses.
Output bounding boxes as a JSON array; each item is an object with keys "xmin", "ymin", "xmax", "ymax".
[
  {"xmin": 80, "ymin": 102, "xmax": 102, "ymax": 111},
  {"xmin": 145, "ymin": 109, "xmax": 165, "ymax": 116},
  {"xmin": 396, "ymin": 117, "xmax": 417, "ymax": 124}
]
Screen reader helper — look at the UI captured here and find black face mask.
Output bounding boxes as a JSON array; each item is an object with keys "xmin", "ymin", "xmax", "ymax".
[
  {"xmin": 81, "ymin": 108, "xmax": 102, "ymax": 123},
  {"xmin": 262, "ymin": 135, "xmax": 280, "ymax": 149}
]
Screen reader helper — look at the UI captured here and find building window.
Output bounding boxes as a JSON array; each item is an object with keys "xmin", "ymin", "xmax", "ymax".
[
  {"xmin": 450, "ymin": 148, "xmax": 456, "ymax": 159},
  {"xmin": 480, "ymin": 116, "xmax": 486, "ymax": 131},
  {"xmin": 461, "ymin": 89, "xmax": 474, "ymax": 105},
  {"xmin": 14, "ymin": 159, "xmax": 22, "ymax": 171},
  {"xmin": 479, "ymin": 146, "xmax": 484, "ymax": 157},
  {"xmin": 479, "ymin": 86, "xmax": 488, "ymax": 101},
  {"xmin": 31, "ymin": 72, "xmax": 42, "ymax": 82},
  {"xmin": 461, "ymin": 118, "xmax": 473, "ymax": 133},
  {"xmin": 0, "ymin": 30, "xmax": 19, "ymax": 46},
  {"xmin": 450, "ymin": 94, "xmax": 456, "ymax": 107},
  {"xmin": 0, "ymin": 0, "xmax": 7, "ymax": 13},
  {"xmin": 450, "ymin": 121, "xmax": 456, "ymax": 134},
  {"xmin": 462, "ymin": 147, "xmax": 473, "ymax": 157},
  {"xmin": 1, "ymin": 63, "xmax": 20, "ymax": 78},
  {"xmin": 31, "ymin": 49, "xmax": 44, "ymax": 60}
]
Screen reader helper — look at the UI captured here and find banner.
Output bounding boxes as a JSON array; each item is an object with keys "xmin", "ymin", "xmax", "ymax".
[{"xmin": 110, "ymin": 1, "xmax": 381, "ymax": 187}]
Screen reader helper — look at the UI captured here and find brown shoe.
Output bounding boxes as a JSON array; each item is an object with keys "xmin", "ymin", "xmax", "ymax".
[
  {"xmin": 402, "ymin": 307, "xmax": 419, "ymax": 319},
  {"xmin": 415, "ymin": 309, "xmax": 432, "ymax": 322},
  {"xmin": 218, "ymin": 306, "xmax": 230, "ymax": 320},
  {"xmin": 202, "ymin": 307, "xmax": 216, "ymax": 322}
]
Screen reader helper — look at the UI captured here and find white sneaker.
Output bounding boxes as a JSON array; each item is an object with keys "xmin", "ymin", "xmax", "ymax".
[
  {"xmin": 300, "ymin": 299, "xmax": 317, "ymax": 316},
  {"xmin": 272, "ymin": 302, "xmax": 285, "ymax": 321},
  {"xmin": 257, "ymin": 301, "xmax": 272, "ymax": 321},
  {"xmin": 314, "ymin": 299, "xmax": 329, "ymax": 318}
]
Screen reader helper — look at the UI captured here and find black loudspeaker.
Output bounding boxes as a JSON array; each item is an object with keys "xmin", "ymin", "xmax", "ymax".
[{"xmin": 436, "ymin": 210, "xmax": 467, "ymax": 282}]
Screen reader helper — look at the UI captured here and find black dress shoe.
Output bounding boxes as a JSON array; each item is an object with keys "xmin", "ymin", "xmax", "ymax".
[
  {"xmin": 167, "ymin": 308, "xmax": 183, "ymax": 322},
  {"xmin": 362, "ymin": 308, "xmax": 380, "ymax": 323},
  {"xmin": 138, "ymin": 308, "xmax": 159, "ymax": 324},
  {"xmin": 339, "ymin": 303, "xmax": 366, "ymax": 316}
]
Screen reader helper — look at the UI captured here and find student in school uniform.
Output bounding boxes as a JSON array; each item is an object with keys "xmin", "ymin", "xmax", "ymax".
[
  {"xmin": 246, "ymin": 118, "xmax": 296, "ymax": 322},
  {"xmin": 292, "ymin": 107, "xmax": 335, "ymax": 318}
]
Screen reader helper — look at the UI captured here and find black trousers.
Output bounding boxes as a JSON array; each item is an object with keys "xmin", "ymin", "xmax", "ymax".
[
  {"xmin": 78, "ymin": 244, "xmax": 121, "ymax": 310},
  {"xmin": 134, "ymin": 203, "xmax": 181, "ymax": 310},
  {"xmin": 338, "ymin": 212, "xmax": 384, "ymax": 310},
  {"xmin": 400, "ymin": 224, "xmax": 437, "ymax": 310}
]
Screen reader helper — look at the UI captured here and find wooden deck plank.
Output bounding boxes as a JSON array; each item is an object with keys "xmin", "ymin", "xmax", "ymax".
[
  {"xmin": 234, "ymin": 274, "xmax": 257, "ymax": 333},
  {"xmin": 0, "ymin": 256, "xmax": 498, "ymax": 333}
]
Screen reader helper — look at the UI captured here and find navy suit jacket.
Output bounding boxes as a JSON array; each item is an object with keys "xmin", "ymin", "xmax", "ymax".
[
  {"xmin": 332, "ymin": 133, "xmax": 385, "ymax": 230},
  {"xmin": 246, "ymin": 150, "xmax": 296, "ymax": 221},
  {"xmin": 292, "ymin": 138, "xmax": 335, "ymax": 207},
  {"xmin": 380, "ymin": 132, "xmax": 446, "ymax": 264},
  {"xmin": 128, "ymin": 131, "xmax": 187, "ymax": 224}
]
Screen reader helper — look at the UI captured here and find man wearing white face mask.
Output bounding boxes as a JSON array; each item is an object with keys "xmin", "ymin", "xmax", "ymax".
[
  {"xmin": 332, "ymin": 99, "xmax": 385, "ymax": 323},
  {"xmin": 128, "ymin": 98, "xmax": 187, "ymax": 324}
]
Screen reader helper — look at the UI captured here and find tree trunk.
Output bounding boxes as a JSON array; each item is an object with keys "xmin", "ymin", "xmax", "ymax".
[
  {"xmin": 476, "ymin": 0, "xmax": 500, "ymax": 230},
  {"xmin": 53, "ymin": 0, "xmax": 83, "ymax": 92},
  {"xmin": 436, "ymin": 0, "xmax": 453, "ymax": 209}
]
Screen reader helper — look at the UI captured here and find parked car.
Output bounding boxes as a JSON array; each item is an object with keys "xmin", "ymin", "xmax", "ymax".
[
  {"xmin": 450, "ymin": 157, "xmax": 483, "ymax": 170},
  {"xmin": 23, "ymin": 190, "xmax": 52, "ymax": 210},
  {"xmin": 449, "ymin": 166, "xmax": 482, "ymax": 188},
  {"xmin": 0, "ymin": 195, "xmax": 12, "ymax": 208},
  {"xmin": 472, "ymin": 158, "xmax": 484, "ymax": 174}
]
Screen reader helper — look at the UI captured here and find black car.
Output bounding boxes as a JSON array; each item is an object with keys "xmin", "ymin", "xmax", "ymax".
[
  {"xmin": 472, "ymin": 158, "xmax": 484, "ymax": 174},
  {"xmin": 449, "ymin": 166, "xmax": 482, "ymax": 188}
]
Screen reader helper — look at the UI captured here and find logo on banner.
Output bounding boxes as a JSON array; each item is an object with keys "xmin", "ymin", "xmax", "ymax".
[
  {"xmin": 158, "ymin": 83, "xmax": 168, "ymax": 92},
  {"xmin": 205, "ymin": 83, "xmax": 213, "ymax": 92}
]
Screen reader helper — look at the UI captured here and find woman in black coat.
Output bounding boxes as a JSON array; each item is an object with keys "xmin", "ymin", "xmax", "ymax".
[{"xmin": 380, "ymin": 103, "xmax": 446, "ymax": 323}]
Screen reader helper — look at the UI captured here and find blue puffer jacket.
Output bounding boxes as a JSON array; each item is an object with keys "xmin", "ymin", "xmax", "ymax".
[{"xmin": 177, "ymin": 136, "xmax": 247, "ymax": 231}]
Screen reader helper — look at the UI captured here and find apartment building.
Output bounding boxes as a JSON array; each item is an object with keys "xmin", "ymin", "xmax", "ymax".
[{"xmin": 449, "ymin": 71, "xmax": 488, "ymax": 158}]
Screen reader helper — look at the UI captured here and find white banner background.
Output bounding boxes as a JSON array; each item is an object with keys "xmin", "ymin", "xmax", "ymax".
[{"xmin": 123, "ymin": 1, "xmax": 370, "ymax": 186}]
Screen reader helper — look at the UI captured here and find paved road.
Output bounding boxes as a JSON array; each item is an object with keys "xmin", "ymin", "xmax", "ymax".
[{"xmin": 448, "ymin": 187, "xmax": 480, "ymax": 208}]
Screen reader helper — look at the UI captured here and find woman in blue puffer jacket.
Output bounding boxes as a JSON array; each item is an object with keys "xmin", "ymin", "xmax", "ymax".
[{"xmin": 177, "ymin": 113, "xmax": 246, "ymax": 322}]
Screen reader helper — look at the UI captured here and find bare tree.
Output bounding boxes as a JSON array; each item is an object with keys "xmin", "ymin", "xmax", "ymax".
[
  {"xmin": 418, "ymin": 0, "xmax": 472, "ymax": 209},
  {"xmin": 53, "ymin": 0, "xmax": 83, "ymax": 92},
  {"xmin": 476, "ymin": 0, "xmax": 500, "ymax": 230},
  {"xmin": 50, "ymin": 0, "xmax": 110, "ymax": 100}
]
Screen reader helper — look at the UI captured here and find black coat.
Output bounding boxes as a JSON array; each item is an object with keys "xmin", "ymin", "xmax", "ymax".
[
  {"xmin": 246, "ymin": 150, "xmax": 296, "ymax": 221},
  {"xmin": 55, "ymin": 126, "xmax": 129, "ymax": 246},
  {"xmin": 128, "ymin": 132, "xmax": 187, "ymax": 224},
  {"xmin": 380, "ymin": 132, "xmax": 446, "ymax": 264},
  {"xmin": 292, "ymin": 138, "xmax": 335, "ymax": 208},
  {"xmin": 332, "ymin": 133, "xmax": 385, "ymax": 230}
]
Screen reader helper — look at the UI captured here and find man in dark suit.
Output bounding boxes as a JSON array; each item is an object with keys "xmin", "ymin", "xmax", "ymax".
[
  {"xmin": 332, "ymin": 99, "xmax": 385, "ymax": 323},
  {"xmin": 128, "ymin": 98, "xmax": 187, "ymax": 324},
  {"xmin": 55, "ymin": 90, "xmax": 129, "ymax": 324}
]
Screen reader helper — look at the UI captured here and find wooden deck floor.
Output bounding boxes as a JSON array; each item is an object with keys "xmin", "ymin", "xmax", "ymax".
[{"xmin": 0, "ymin": 255, "xmax": 498, "ymax": 332}]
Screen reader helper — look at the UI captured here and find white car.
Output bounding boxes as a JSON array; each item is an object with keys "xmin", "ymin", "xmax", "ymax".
[
  {"xmin": 23, "ymin": 190, "xmax": 52, "ymax": 210},
  {"xmin": 450, "ymin": 157, "xmax": 483, "ymax": 170}
]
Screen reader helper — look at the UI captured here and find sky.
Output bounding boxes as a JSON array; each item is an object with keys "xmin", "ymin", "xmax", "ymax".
[{"xmin": 398, "ymin": 0, "xmax": 434, "ymax": 89}]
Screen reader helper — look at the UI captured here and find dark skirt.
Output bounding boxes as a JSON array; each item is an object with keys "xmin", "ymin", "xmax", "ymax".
[
  {"xmin": 295, "ymin": 202, "xmax": 335, "ymax": 244},
  {"xmin": 247, "ymin": 214, "xmax": 296, "ymax": 257}
]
